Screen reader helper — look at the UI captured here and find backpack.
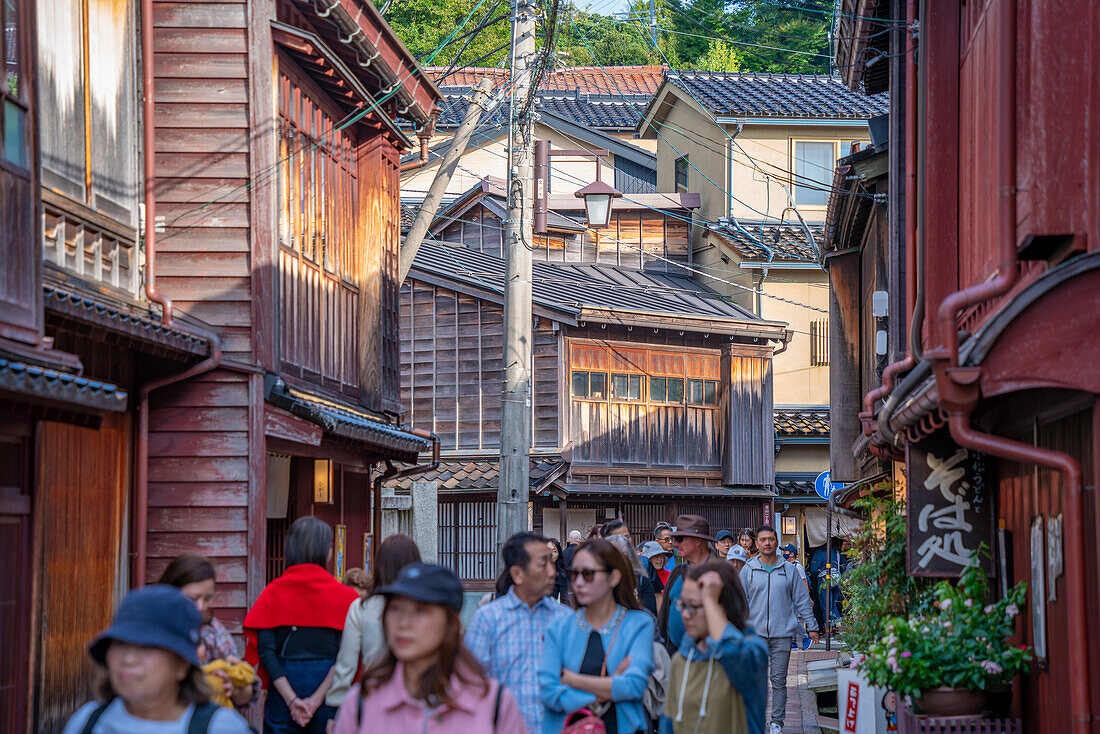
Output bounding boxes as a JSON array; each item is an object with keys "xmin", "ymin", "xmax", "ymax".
[{"xmin": 80, "ymin": 701, "xmax": 221, "ymax": 734}]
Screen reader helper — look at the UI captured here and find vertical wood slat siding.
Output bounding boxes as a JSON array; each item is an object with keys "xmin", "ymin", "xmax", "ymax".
[
  {"xmin": 153, "ymin": 0, "xmax": 252, "ymax": 361},
  {"xmin": 568, "ymin": 341, "xmax": 721, "ymax": 470},
  {"xmin": 277, "ymin": 68, "xmax": 362, "ymax": 398},
  {"xmin": 147, "ymin": 370, "xmax": 252, "ymax": 634},
  {"xmin": 36, "ymin": 416, "xmax": 129, "ymax": 734},
  {"xmin": 399, "ymin": 280, "xmax": 558, "ymax": 451},
  {"xmin": 720, "ymin": 349, "xmax": 773, "ymax": 485}
]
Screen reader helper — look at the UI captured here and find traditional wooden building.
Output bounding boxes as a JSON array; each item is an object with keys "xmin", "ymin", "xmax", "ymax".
[
  {"xmin": 831, "ymin": 0, "xmax": 1100, "ymax": 729},
  {"xmin": 1, "ymin": 0, "xmax": 440, "ymax": 729},
  {"xmin": 392, "ymin": 180, "xmax": 788, "ymax": 590}
]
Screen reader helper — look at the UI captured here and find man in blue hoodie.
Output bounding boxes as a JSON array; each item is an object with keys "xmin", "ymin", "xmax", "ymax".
[{"xmin": 739, "ymin": 526, "xmax": 819, "ymax": 734}]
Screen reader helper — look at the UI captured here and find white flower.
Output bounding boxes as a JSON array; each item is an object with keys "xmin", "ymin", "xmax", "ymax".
[
  {"xmin": 943, "ymin": 620, "xmax": 953, "ymax": 630},
  {"xmin": 964, "ymin": 599, "xmax": 973, "ymax": 608},
  {"xmin": 984, "ymin": 605, "xmax": 995, "ymax": 614},
  {"xmin": 940, "ymin": 599, "xmax": 953, "ymax": 611},
  {"xmin": 1006, "ymin": 604, "xmax": 1019, "ymax": 619},
  {"xmin": 981, "ymin": 660, "xmax": 1003, "ymax": 675}
]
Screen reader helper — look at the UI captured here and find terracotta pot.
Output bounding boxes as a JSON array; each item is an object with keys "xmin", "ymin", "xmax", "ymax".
[{"xmin": 914, "ymin": 688, "xmax": 988, "ymax": 716}]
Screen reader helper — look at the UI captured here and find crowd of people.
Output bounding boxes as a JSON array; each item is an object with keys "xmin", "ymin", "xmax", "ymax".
[{"xmin": 63, "ymin": 514, "xmax": 839, "ymax": 734}]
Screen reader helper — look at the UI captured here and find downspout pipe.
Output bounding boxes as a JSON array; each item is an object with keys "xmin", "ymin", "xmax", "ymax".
[
  {"xmin": 399, "ymin": 122, "xmax": 435, "ymax": 173},
  {"xmin": 369, "ymin": 431, "xmax": 440, "ymax": 562},
  {"xmin": 133, "ymin": 329, "xmax": 223, "ymax": 587},
  {"xmin": 142, "ymin": 0, "xmax": 171, "ymax": 326},
  {"xmin": 925, "ymin": 4, "xmax": 1090, "ymax": 730},
  {"xmin": 860, "ymin": 0, "xmax": 920, "ymax": 446}
]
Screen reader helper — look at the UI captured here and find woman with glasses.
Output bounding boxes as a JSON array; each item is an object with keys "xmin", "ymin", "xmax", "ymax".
[
  {"xmin": 660, "ymin": 563, "xmax": 767, "ymax": 734},
  {"xmin": 539, "ymin": 539, "xmax": 655, "ymax": 734}
]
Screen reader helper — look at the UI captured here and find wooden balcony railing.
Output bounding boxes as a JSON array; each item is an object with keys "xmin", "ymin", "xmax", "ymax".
[{"xmin": 42, "ymin": 189, "xmax": 138, "ymax": 295}]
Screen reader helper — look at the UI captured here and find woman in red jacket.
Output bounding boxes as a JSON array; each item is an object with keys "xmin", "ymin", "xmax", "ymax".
[{"xmin": 245, "ymin": 517, "xmax": 359, "ymax": 734}]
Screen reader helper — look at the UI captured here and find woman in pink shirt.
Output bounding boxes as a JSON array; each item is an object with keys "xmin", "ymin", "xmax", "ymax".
[{"xmin": 331, "ymin": 563, "xmax": 527, "ymax": 734}]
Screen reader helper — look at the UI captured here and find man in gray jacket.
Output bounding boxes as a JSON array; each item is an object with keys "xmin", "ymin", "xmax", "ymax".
[{"xmin": 739, "ymin": 525, "xmax": 819, "ymax": 734}]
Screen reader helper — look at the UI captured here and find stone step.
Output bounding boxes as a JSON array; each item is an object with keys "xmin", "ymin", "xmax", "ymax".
[{"xmin": 818, "ymin": 716, "xmax": 841, "ymax": 734}]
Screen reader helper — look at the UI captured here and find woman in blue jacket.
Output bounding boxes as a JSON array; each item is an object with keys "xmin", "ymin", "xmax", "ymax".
[{"xmin": 539, "ymin": 538, "xmax": 656, "ymax": 734}]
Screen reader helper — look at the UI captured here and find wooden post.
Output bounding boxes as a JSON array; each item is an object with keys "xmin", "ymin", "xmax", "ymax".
[{"xmin": 828, "ymin": 251, "xmax": 861, "ymax": 482}]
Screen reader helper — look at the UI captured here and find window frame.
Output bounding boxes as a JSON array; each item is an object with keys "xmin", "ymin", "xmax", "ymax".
[
  {"xmin": 570, "ymin": 370, "xmax": 609, "ymax": 401},
  {"xmin": 674, "ymin": 155, "xmax": 689, "ymax": 193},
  {"xmin": 789, "ymin": 138, "xmax": 871, "ymax": 209},
  {"xmin": 1, "ymin": 0, "xmax": 30, "ymax": 175}
]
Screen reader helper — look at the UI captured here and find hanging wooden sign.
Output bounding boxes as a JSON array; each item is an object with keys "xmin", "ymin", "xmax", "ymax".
[{"xmin": 905, "ymin": 431, "xmax": 995, "ymax": 576}]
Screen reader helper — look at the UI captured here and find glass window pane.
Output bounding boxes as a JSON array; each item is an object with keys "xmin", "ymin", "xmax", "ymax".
[
  {"xmin": 5, "ymin": 0, "xmax": 19, "ymax": 100},
  {"xmin": 704, "ymin": 380, "xmax": 717, "ymax": 406},
  {"xmin": 572, "ymin": 371, "xmax": 588, "ymax": 398},
  {"xmin": 589, "ymin": 372, "xmax": 607, "ymax": 398},
  {"xmin": 612, "ymin": 374, "xmax": 627, "ymax": 400},
  {"xmin": 667, "ymin": 378, "xmax": 684, "ymax": 404},
  {"xmin": 687, "ymin": 379, "xmax": 704, "ymax": 404},
  {"xmin": 794, "ymin": 141, "xmax": 834, "ymax": 206},
  {"xmin": 3, "ymin": 100, "xmax": 25, "ymax": 167},
  {"xmin": 628, "ymin": 375, "xmax": 642, "ymax": 400},
  {"xmin": 650, "ymin": 376, "xmax": 666, "ymax": 402}
]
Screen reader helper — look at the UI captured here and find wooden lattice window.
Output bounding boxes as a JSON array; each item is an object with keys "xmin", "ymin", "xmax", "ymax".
[
  {"xmin": 278, "ymin": 71, "xmax": 359, "ymax": 281},
  {"xmin": 810, "ymin": 318, "xmax": 829, "ymax": 366},
  {"xmin": 438, "ymin": 498, "xmax": 497, "ymax": 584},
  {"xmin": 2, "ymin": 0, "xmax": 28, "ymax": 171}
]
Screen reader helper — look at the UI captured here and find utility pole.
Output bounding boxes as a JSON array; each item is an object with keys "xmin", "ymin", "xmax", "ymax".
[
  {"xmin": 648, "ymin": 0, "xmax": 658, "ymax": 49},
  {"xmin": 498, "ymin": 0, "xmax": 537, "ymax": 547}
]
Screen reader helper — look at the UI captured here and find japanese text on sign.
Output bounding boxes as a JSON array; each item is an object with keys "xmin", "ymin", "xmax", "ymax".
[{"xmin": 906, "ymin": 433, "xmax": 994, "ymax": 576}]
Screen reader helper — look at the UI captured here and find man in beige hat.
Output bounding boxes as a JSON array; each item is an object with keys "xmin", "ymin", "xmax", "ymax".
[{"xmin": 655, "ymin": 514, "xmax": 718, "ymax": 653}]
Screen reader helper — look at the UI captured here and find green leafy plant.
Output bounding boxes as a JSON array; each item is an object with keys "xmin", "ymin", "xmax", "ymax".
[
  {"xmin": 857, "ymin": 558, "xmax": 1031, "ymax": 698},
  {"xmin": 839, "ymin": 487, "xmax": 932, "ymax": 654}
]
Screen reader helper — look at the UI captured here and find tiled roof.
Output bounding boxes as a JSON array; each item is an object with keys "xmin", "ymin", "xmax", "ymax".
[
  {"xmin": 775, "ymin": 407, "xmax": 830, "ymax": 437},
  {"xmin": 389, "ymin": 456, "xmax": 566, "ymax": 491},
  {"xmin": 400, "ymin": 202, "xmax": 420, "ymax": 233},
  {"xmin": 710, "ymin": 220, "xmax": 824, "ymax": 262},
  {"xmin": 412, "ymin": 240, "xmax": 767, "ymax": 327},
  {"xmin": 264, "ymin": 375, "xmax": 430, "ymax": 458},
  {"xmin": 434, "ymin": 91, "xmax": 646, "ymax": 131},
  {"xmin": 44, "ymin": 285, "xmax": 210, "ymax": 356},
  {"xmin": 537, "ymin": 94, "xmax": 647, "ymax": 130},
  {"xmin": 427, "ymin": 65, "xmax": 664, "ymax": 96},
  {"xmin": 666, "ymin": 72, "xmax": 888, "ymax": 119},
  {"xmin": 775, "ymin": 476, "xmax": 816, "ymax": 497},
  {"xmin": 0, "ymin": 357, "xmax": 128, "ymax": 412}
]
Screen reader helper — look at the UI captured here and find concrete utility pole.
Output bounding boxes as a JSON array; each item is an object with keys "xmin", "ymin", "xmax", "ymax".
[
  {"xmin": 648, "ymin": 0, "xmax": 659, "ymax": 49},
  {"xmin": 398, "ymin": 78, "xmax": 495, "ymax": 285},
  {"xmin": 498, "ymin": 0, "xmax": 538, "ymax": 546}
]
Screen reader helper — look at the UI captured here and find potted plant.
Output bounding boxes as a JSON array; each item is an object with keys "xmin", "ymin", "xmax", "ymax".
[{"xmin": 856, "ymin": 558, "xmax": 1031, "ymax": 716}]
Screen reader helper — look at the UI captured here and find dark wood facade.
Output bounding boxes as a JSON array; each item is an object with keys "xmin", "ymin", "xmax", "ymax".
[
  {"xmin": 400, "ymin": 191, "xmax": 786, "ymax": 585},
  {"xmin": 831, "ymin": 0, "xmax": 1100, "ymax": 729},
  {"xmin": 0, "ymin": 0, "xmax": 439, "ymax": 729}
]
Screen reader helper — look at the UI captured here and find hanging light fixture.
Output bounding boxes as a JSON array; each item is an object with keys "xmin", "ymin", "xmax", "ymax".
[{"xmin": 573, "ymin": 180, "xmax": 622, "ymax": 229}]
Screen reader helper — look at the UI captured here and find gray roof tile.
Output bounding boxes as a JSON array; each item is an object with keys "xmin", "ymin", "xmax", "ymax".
[
  {"xmin": 710, "ymin": 221, "xmax": 824, "ymax": 262},
  {"xmin": 667, "ymin": 72, "xmax": 888, "ymax": 119}
]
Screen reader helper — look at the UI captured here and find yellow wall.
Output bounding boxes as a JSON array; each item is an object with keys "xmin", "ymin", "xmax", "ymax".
[{"xmin": 402, "ymin": 124, "xmax": 653, "ymax": 199}]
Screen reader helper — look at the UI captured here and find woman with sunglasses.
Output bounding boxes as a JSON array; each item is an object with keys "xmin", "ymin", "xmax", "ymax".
[
  {"xmin": 660, "ymin": 562, "xmax": 767, "ymax": 734},
  {"xmin": 539, "ymin": 538, "xmax": 655, "ymax": 734}
]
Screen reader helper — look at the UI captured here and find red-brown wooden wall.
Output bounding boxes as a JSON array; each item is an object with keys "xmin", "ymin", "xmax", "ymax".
[{"xmin": 152, "ymin": 0, "xmax": 254, "ymax": 362}]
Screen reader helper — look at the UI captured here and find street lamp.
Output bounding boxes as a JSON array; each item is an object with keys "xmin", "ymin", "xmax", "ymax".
[{"xmin": 573, "ymin": 180, "xmax": 622, "ymax": 229}]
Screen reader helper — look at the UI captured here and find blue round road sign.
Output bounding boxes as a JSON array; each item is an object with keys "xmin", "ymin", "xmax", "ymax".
[{"xmin": 814, "ymin": 471, "xmax": 843, "ymax": 500}]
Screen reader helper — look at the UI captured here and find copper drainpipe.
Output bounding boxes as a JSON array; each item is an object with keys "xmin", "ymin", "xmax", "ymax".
[
  {"xmin": 141, "ymin": 0, "xmax": 172, "ymax": 326},
  {"xmin": 925, "ymin": 2, "xmax": 1091, "ymax": 729},
  {"xmin": 399, "ymin": 120, "xmax": 436, "ymax": 173},
  {"xmin": 860, "ymin": 0, "xmax": 920, "ymax": 454},
  {"xmin": 369, "ymin": 431, "xmax": 440, "ymax": 561}
]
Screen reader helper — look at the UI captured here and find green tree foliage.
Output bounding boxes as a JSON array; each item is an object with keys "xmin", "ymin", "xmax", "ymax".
[
  {"xmin": 666, "ymin": 0, "xmax": 833, "ymax": 74},
  {"xmin": 686, "ymin": 40, "xmax": 742, "ymax": 71},
  {"xmin": 555, "ymin": 7, "xmax": 657, "ymax": 66},
  {"xmin": 382, "ymin": 0, "xmax": 512, "ymax": 67}
]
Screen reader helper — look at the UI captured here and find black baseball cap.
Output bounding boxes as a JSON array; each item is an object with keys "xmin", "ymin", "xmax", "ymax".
[
  {"xmin": 715, "ymin": 530, "xmax": 735, "ymax": 542},
  {"xmin": 89, "ymin": 585, "xmax": 203, "ymax": 667},
  {"xmin": 376, "ymin": 562, "xmax": 465, "ymax": 612}
]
